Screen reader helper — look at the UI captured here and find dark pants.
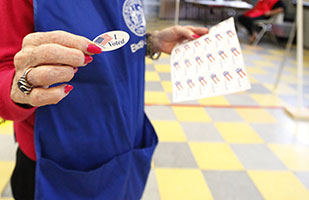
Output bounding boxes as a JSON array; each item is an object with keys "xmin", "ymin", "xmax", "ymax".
[
  {"xmin": 238, "ymin": 15, "xmax": 269, "ymax": 35},
  {"xmin": 11, "ymin": 148, "xmax": 36, "ymax": 200}
]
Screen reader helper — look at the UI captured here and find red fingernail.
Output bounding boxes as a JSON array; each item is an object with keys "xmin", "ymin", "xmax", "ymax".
[
  {"xmin": 193, "ymin": 34, "xmax": 200, "ymax": 39},
  {"xmin": 64, "ymin": 85, "xmax": 74, "ymax": 94},
  {"xmin": 84, "ymin": 55, "xmax": 93, "ymax": 64},
  {"xmin": 73, "ymin": 67, "xmax": 78, "ymax": 74},
  {"xmin": 87, "ymin": 44, "xmax": 102, "ymax": 54}
]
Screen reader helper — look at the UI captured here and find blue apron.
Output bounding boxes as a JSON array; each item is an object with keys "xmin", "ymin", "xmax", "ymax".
[{"xmin": 33, "ymin": 0, "xmax": 158, "ymax": 199}]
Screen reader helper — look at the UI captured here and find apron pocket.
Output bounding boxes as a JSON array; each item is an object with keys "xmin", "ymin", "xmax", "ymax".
[
  {"xmin": 35, "ymin": 142, "xmax": 157, "ymax": 200},
  {"xmin": 35, "ymin": 115, "xmax": 158, "ymax": 200}
]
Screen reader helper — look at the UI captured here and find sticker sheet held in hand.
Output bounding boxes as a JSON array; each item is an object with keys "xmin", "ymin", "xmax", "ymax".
[{"xmin": 170, "ymin": 17, "xmax": 251, "ymax": 103}]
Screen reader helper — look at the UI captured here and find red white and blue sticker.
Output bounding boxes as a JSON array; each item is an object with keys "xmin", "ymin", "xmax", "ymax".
[{"xmin": 93, "ymin": 31, "xmax": 130, "ymax": 52}]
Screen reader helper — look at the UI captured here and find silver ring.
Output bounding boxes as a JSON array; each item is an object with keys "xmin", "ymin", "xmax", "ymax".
[{"xmin": 17, "ymin": 68, "xmax": 34, "ymax": 95}]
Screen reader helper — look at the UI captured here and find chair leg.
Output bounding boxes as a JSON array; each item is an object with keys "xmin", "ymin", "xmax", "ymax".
[
  {"xmin": 269, "ymin": 31, "xmax": 279, "ymax": 45},
  {"xmin": 273, "ymin": 21, "xmax": 296, "ymax": 90},
  {"xmin": 253, "ymin": 26, "xmax": 267, "ymax": 45}
]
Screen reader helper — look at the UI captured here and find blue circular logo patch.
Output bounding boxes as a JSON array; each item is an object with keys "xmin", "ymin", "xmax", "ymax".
[{"xmin": 123, "ymin": 0, "xmax": 146, "ymax": 37}]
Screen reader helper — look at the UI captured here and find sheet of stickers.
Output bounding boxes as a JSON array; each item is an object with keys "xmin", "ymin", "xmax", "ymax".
[{"xmin": 170, "ymin": 17, "xmax": 251, "ymax": 103}]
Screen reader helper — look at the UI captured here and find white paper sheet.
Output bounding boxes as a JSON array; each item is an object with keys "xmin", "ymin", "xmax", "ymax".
[{"xmin": 170, "ymin": 17, "xmax": 251, "ymax": 103}]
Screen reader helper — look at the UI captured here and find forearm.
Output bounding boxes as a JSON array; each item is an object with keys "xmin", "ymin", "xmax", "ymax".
[
  {"xmin": 268, "ymin": 8, "xmax": 284, "ymax": 16},
  {"xmin": 0, "ymin": 0, "xmax": 36, "ymax": 121}
]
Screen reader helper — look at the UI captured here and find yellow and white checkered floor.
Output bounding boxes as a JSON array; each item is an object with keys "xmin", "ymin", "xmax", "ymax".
[
  {"xmin": 139, "ymin": 44, "xmax": 309, "ymax": 200},
  {"xmin": 1, "ymin": 36, "xmax": 309, "ymax": 200}
]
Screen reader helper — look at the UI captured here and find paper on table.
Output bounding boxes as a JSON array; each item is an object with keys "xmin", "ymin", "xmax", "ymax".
[{"xmin": 170, "ymin": 17, "xmax": 251, "ymax": 103}]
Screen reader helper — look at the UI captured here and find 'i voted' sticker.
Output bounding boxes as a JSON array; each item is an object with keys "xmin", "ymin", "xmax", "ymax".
[{"xmin": 93, "ymin": 31, "xmax": 130, "ymax": 52}]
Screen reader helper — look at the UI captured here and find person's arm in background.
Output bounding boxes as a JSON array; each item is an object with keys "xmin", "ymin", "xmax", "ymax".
[
  {"xmin": 0, "ymin": 0, "xmax": 36, "ymax": 121},
  {"xmin": 264, "ymin": 7, "xmax": 284, "ymax": 16},
  {"xmin": 264, "ymin": 0, "xmax": 286, "ymax": 17}
]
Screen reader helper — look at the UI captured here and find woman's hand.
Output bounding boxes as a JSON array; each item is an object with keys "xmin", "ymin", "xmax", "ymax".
[
  {"xmin": 151, "ymin": 26, "xmax": 209, "ymax": 54},
  {"xmin": 11, "ymin": 31, "xmax": 102, "ymax": 107}
]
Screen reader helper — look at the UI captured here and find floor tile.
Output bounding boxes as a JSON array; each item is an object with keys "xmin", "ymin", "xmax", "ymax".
[
  {"xmin": 198, "ymin": 96, "xmax": 230, "ymax": 106},
  {"xmin": 268, "ymin": 49, "xmax": 285, "ymax": 55},
  {"xmin": 145, "ymin": 106, "xmax": 177, "ymax": 121},
  {"xmin": 247, "ymin": 84, "xmax": 271, "ymax": 94},
  {"xmin": 250, "ymin": 94, "xmax": 286, "ymax": 106},
  {"xmin": 141, "ymin": 170, "xmax": 160, "ymax": 200},
  {"xmin": 280, "ymin": 67, "xmax": 298, "ymax": 74},
  {"xmin": 155, "ymin": 168, "xmax": 213, "ymax": 200},
  {"xmin": 261, "ymin": 55, "xmax": 283, "ymax": 61},
  {"xmin": 294, "ymin": 172, "xmax": 309, "ymax": 190},
  {"xmin": 230, "ymin": 144, "xmax": 287, "ymax": 170},
  {"xmin": 242, "ymin": 49, "xmax": 255, "ymax": 56},
  {"xmin": 154, "ymin": 64, "xmax": 171, "ymax": 73},
  {"xmin": 0, "ymin": 121, "xmax": 13, "ymax": 135},
  {"xmin": 146, "ymin": 64, "xmax": 155, "ymax": 71},
  {"xmin": 215, "ymin": 123, "xmax": 264, "ymax": 143},
  {"xmin": 189, "ymin": 142, "xmax": 244, "ymax": 170},
  {"xmin": 153, "ymin": 142, "xmax": 197, "ymax": 168},
  {"xmin": 243, "ymin": 56, "xmax": 259, "ymax": 65},
  {"xmin": 145, "ymin": 71, "xmax": 160, "ymax": 81},
  {"xmin": 161, "ymin": 81, "xmax": 172, "ymax": 93},
  {"xmin": 266, "ymin": 108, "xmax": 295, "ymax": 124},
  {"xmin": 158, "ymin": 72, "xmax": 171, "ymax": 81},
  {"xmin": 248, "ymin": 76, "xmax": 259, "ymax": 84},
  {"xmin": 235, "ymin": 108, "xmax": 277, "ymax": 123},
  {"xmin": 145, "ymin": 92, "xmax": 170, "ymax": 104},
  {"xmin": 2, "ymin": 182, "xmax": 12, "ymax": 198},
  {"xmin": 172, "ymin": 107, "xmax": 211, "ymax": 122},
  {"xmin": 250, "ymin": 124, "xmax": 295, "ymax": 144},
  {"xmin": 224, "ymin": 94, "xmax": 259, "ymax": 106},
  {"xmin": 280, "ymin": 74, "xmax": 298, "ymax": 84},
  {"xmin": 262, "ymin": 66, "xmax": 289, "ymax": 75},
  {"xmin": 0, "ymin": 162, "xmax": 14, "ymax": 196},
  {"xmin": 181, "ymin": 122, "xmax": 224, "ymax": 142},
  {"xmin": 203, "ymin": 171, "xmax": 263, "ymax": 200},
  {"xmin": 146, "ymin": 58, "xmax": 153, "ymax": 65},
  {"xmin": 279, "ymin": 95, "xmax": 308, "ymax": 107},
  {"xmin": 0, "ymin": 136, "xmax": 17, "ymax": 161},
  {"xmin": 248, "ymin": 171, "xmax": 309, "ymax": 200},
  {"xmin": 252, "ymin": 61, "xmax": 276, "ymax": 68},
  {"xmin": 265, "ymin": 83, "xmax": 296, "ymax": 95},
  {"xmin": 205, "ymin": 108, "xmax": 243, "ymax": 122},
  {"xmin": 152, "ymin": 57, "xmax": 170, "ymax": 64},
  {"xmin": 246, "ymin": 68, "xmax": 267, "ymax": 75},
  {"xmin": 145, "ymin": 82, "xmax": 164, "ymax": 91},
  {"xmin": 251, "ymin": 74, "xmax": 275, "ymax": 84},
  {"xmin": 293, "ymin": 122, "xmax": 309, "ymax": 145},
  {"xmin": 151, "ymin": 121, "xmax": 186, "ymax": 142},
  {"xmin": 268, "ymin": 144, "xmax": 309, "ymax": 171}
]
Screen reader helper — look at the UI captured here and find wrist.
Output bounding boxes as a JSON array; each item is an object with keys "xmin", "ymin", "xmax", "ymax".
[
  {"xmin": 146, "ymin": 32, "xmax": 161, "ymax": 60},
  {"xmin": 151, "ymin": 31, "xmax": 161, "ymax": 53}
]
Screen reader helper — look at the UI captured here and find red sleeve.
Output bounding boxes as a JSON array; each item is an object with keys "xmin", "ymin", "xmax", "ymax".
[{"xmin": 0, "ymin": 0, "xmax": 36, "ymax": 121}]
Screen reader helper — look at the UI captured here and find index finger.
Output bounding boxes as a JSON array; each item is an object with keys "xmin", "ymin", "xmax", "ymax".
[
  {"xmin": 22, "ymin": 31, "xmax": 102, "ymax": 55},
  {"xmin": 186, "ymin": 26, "xmax": 209, "ymax": 36}
]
